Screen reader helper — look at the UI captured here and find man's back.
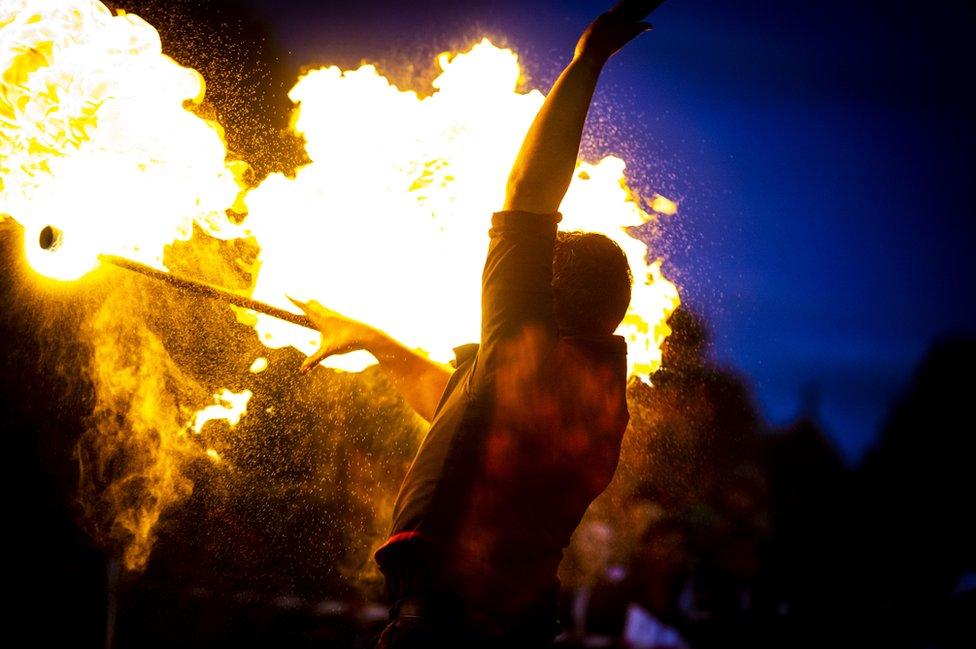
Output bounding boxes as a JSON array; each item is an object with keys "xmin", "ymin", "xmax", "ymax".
[
  {"xmin": 444, "ymin": 333, "xmax": 629, "ymax": 626},
  {"xmin": 376, "ymin": 211, "xmax": 629, "ymax": 636}
]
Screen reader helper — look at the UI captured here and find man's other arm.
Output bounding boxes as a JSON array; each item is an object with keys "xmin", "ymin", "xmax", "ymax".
[{"xmin": 291, "ymin": 298, "xmax": 452, "ymax": 423}]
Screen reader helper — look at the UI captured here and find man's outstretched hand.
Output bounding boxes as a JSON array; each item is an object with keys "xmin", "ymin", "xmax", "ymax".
[
  {"xmin": 576, "ymin": 0, "xmax": 665, "ymax": 64},
  {"xmin": 288, "ymin": 297, "xmax": 377, "ymax": 373},
  {"xmin": 289, "ymin": 297, "xmax": 453, "ymax": 421}
]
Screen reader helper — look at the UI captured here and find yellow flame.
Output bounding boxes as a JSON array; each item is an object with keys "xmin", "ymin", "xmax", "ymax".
[
  {"xmin": 244, "ymin": 40, "xmax": 680, "ymax": 378},
  {"xmin": 79, "ymin": 289, "xmax": 201, "ymax": 570},
  {"xmin": 1, "ymin": 3, "xmax": 680, "ymax": 379},
  {"xmin": 0, "ymin": 0, "xmax": 683, "ymax": 571},
  {"xmin": 0, "ymin": 0, "xmax": 244, "ymax": 280},
  {"xmin": 190, "ymin": 388, "xmax": 252, "ymax": 434}
]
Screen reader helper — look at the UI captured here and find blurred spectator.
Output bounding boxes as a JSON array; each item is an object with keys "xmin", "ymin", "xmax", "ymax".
[{"xmin": 559, "ymin": 519, "xmax": 690, "ymax": 649}]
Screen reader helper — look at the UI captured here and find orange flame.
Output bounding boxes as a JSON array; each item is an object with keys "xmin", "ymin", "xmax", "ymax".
[
  {"xmin": 2, "ymin": 3, "xmax": 679, "ymax": 379},
  {"xmin": 245, "ymin": 40, "xmax": 681, "ymax": 378},
  {"xmin": 1, "ymin": 1, "xmax": 682, "ymax": 568}
]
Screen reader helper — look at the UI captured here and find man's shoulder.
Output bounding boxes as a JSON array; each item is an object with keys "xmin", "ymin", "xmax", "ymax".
[
  {"xmin": 557, "ymin": 333, "xmax": 628, "ymax": 357},
  {"xmin": 451, "ymin": 343, "xmax": 480, "ymax": 369}
]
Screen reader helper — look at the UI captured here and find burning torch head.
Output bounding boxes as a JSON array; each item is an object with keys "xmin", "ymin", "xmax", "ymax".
[
  {"xmin": 27, "ymin": 223, "xmax": 104, "ymax": 280},
  {"xmin": 38, "ymin": 225, "xmax": 63, "ymax": 252}
]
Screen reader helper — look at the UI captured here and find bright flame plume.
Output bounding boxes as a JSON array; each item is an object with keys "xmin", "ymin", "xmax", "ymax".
[
  {"xmin": 1, "ymin": 2, "xmax": 679, "ymax": 378},
  {"xmin": 246, "ymin": 40, "xmax": 680, "ymax": 377},
  {"xmin": 0, "ymin": 0, "xmax": 682, "ymax": 568},
  {"xmin": 0, "ymin": 0, "xmax": 244, "ymax": 280}
]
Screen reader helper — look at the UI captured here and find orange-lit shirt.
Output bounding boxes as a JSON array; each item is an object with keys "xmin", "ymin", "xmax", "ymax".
[{"xmin": 376, "ymin": 211, "xmax": 629, "ymax": 629}]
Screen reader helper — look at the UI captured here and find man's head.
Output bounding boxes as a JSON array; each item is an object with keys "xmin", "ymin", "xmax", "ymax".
[{"xmin": 552, "ymin": 231, "xmax": 632, "ymax": 335}]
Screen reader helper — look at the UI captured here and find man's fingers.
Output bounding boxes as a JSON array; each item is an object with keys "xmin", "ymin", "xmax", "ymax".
[
  {"xmin": 629, "ymin": 22, "xmax": 653, "ymax": 42},
  {"xmin": 299, "ymin": 338, "xmax": 364, "ymax": 374},
  {"xmin": 300, "ymin": 344, "xmax": 333, "ymax": 374},
  {"xmin": 611, "ymin": 0, "xmax": 666, "ymax": 22},
  {"xmin": 287, "ymin": 295, "xmax": 309, "ymax": 312},
  {"xmin": 288, "ymin": 296, "xmax": 338, "ymax": 320}
]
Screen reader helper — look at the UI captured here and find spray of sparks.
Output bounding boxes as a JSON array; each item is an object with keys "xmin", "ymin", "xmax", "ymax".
[{"xmin": 0, "ymin": 0, "xmax": 681, "ymax": 568}]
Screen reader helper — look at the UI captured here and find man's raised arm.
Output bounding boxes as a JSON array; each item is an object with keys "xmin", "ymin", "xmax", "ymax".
[{"xmin": 504, "ymin": 0, "xmax": 661, "ymax": 214}]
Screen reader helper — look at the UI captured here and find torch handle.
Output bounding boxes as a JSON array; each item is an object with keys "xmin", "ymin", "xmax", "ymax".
[{"xmin": 99, "ymin": 254, "xmax": 316, "ymax": 331}]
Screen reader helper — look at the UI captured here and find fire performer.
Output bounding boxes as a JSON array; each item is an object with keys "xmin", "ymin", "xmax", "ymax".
[{"xmin": 292, "ymin": 1, "xmax": 660, "ymax": 645}]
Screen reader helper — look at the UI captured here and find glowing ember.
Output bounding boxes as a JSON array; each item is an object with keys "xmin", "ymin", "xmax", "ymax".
[
  {"xmin": 249, "ymin": 356, "xmax": 269, "ymax": 374},
  {"xmin": 650, "ymin": 194, "xmax": 678, "ymax": 216},
  {"xmin": 191, "ymin": 388, "xmax": 253, "ymax": 434}
]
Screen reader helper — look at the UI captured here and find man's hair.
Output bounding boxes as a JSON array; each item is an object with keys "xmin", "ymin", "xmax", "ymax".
[{"xmin": 552, "ymin": 231, "xmax": 633, "ymax": 335}]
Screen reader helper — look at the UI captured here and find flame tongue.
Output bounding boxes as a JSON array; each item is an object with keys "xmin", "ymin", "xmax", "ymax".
[{"xmin": 191, "ymin": 388, "xmax": 253, "ymax": 434}]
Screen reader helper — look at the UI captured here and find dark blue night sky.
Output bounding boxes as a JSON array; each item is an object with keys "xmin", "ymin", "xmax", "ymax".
[{"xmin": 240, "ymin": 0, "xmax": 975, "ymax": 461}]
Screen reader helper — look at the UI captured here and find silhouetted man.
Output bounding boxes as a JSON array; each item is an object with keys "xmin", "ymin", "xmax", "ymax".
[{"xmin": 292, "ymin": 1, "xmax": 662, "ymax": 645}]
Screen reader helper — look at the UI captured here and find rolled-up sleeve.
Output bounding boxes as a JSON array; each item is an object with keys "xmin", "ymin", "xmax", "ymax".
[{"xmin": 478, "ymin": 210, "xmax": 561, "ymax": 371}]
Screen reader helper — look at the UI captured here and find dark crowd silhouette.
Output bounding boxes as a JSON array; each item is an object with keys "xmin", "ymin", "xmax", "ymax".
[{"xmin": 549, "ymin": 312, "xmax": 975, "ymax": 649}]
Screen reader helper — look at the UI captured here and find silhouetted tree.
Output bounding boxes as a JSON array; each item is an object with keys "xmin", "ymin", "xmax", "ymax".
[
  {"xmin": 579, "ymin": 307, "xmax": 771, "ymax": 648},
  {"xmin": 759, "ymin": 415, "xmax": 854, "ymax": 648},
  {"xmin": 857, "ymin": 336, "xmax": 976, "ymax": 648}
]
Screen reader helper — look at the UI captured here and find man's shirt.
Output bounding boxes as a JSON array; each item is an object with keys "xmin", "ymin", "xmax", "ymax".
[{"xmin": 376, "ymin": 210, "xmax": 629, "ymax": 630}]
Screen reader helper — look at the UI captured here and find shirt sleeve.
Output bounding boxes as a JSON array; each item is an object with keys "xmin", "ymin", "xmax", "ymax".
[{"xmin": 475, "ymin": 210, "xmax": 561, "ymax": 381}]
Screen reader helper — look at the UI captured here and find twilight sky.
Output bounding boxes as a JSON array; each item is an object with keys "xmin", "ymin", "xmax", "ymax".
[{"xmin": 237, "ymin": 0, "xmax": 974, "ymax": 460}]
